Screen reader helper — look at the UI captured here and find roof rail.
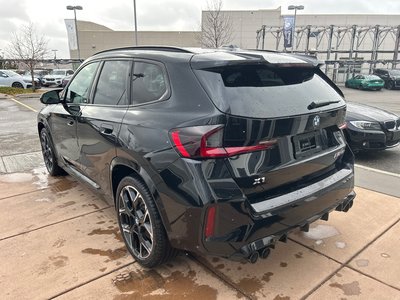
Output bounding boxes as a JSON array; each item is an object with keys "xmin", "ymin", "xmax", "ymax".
[{"xmin": 94, "ymin": 46, "xmax": 194, "ymax": 55}]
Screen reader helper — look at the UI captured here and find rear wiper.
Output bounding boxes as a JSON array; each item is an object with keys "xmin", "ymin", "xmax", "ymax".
[{"xmin": 308, "ymin": 100, "xmax": 341, "ymax": 110}]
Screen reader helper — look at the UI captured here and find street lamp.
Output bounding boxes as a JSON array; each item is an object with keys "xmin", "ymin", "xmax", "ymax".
[
  {"xmin": 52, "ymin": 49, "xmax": 58, "ymax": 60},
  {"xmin": 288, "ymin": 5, "xmax": 304, "ymax": 52},
  {"xmin": 66, "ymin": 5, "xmax": 83, "ymax": 60}
]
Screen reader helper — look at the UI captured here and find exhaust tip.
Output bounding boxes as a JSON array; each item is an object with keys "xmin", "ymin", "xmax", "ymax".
[
  {"xmin": 248, "ymin": 252, "xmax": 259, "ymax": 264},
  {"xmin": 260, "ymin": 248, "xmax": 271, "ymax": 259}
]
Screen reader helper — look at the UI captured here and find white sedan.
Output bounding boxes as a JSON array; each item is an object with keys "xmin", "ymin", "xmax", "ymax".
[{"xmin": 0, "ymin": 70, "xmax": 27, "ymax": 89}]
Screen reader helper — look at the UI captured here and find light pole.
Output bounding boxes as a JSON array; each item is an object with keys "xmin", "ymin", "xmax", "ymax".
[
  {"xmin": 52, "ymin": 49, "xmax": 58, "ymax": 60},
  {"xmin": 288, "ymin": 5, "xmax": 304, "ymax": 52},
  {"xmin": 133, "ymin": 0, "xmax": 138, "ymax": 45},
  {"xmin": 66, "ymin": 5, "xmax": 83, "ymax": 60}
]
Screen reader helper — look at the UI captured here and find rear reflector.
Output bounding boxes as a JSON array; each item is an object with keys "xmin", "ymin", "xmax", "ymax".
[
  {"xmin": 170, "ymin": 125, "xmax": 277, "ymax": 159},
  {"xmin": 204, "ymin": 206, "xmax": 216, "ymax": 238}
]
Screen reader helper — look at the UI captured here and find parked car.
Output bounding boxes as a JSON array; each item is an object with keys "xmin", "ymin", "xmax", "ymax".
[
  {"xmin": 373, "ymin": 68, "xmax": 400, "ymax": 90},
  {"xmin": 22, "ymin": 72, "xmax": 41, "ymax": 88},
  {"xmin": 0, "ymin": 69, "xmax": 27, "ymax": 89},
  {"xmin": 345, "ymin": 74, "xmax": 384, "ymax": 90},
  {"xmin": 61, "ymin": 74, "xmax": 73, "ymax": 87},
  {"xmin": 42, "ymin": 69, "xmax": 74, "ymax": 87},
  {"xmin": 343, "ymin": 102, "xmax": 400, "ymax": 152},
  {"xmin": 38, "ymin": 46, "xmax": 355, "ymax": 268},
  {"xmin": 21, "ymin": 70, "xmax": 50, "ymax": 88}
]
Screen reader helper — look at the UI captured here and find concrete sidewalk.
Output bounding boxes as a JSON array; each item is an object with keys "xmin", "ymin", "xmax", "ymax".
[{"xmin": 0, "ymin": 169, "xmax": 399, "ymax": 300}]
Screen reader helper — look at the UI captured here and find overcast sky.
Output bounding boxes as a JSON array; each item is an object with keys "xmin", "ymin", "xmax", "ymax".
[{"xmin": 1, "ymin": 0, "xmax": 400, "ymax": 59}]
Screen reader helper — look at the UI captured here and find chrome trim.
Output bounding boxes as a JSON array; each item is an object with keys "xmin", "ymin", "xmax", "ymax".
[{"xmin": 251, "ymin": 168, "xmax": 353, "ymax": 213}]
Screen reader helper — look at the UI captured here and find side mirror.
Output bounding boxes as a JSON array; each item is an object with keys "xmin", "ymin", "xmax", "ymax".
[{"xmin": 40, "ymin": 89, "xmax": 63, "ymax": 104}]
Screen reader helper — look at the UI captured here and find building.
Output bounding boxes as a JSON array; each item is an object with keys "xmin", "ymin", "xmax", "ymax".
[
  {"xmin": 67, "ymin": 20, "xmax": 199, "ymax": 59},
  {"xmin": 67, "ymin": 7, "xmax": 400, "ymax": 81}
]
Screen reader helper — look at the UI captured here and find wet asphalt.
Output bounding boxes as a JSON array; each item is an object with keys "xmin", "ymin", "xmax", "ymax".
[{"xmin": 0, "ymin": 90, "xmax": 399, "ymax": 299}]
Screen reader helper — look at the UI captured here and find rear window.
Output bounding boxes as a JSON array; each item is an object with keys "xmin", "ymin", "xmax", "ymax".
[{"xmin": 194, "ymin": 64, "xmax": 344, "ymax": 118}]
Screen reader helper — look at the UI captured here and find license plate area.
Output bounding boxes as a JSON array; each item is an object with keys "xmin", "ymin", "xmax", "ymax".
[{"xmin": 293, "ymin": 131, "xmax": 322, "ymax": 159}]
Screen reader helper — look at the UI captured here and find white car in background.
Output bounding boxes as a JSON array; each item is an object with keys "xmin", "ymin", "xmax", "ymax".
[
  {"xmin": 42, "ymin": 69, "xmax": 74, "ymax": 87},
  {"xmin": 0, "ymin": 70, "xmax": 27, "ymax": 89}
]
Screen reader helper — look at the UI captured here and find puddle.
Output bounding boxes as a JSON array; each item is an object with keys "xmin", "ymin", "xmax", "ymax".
[
  {"xmin": 273, "ymin": 295, "xmax": 291, "ymax": 300},
  {"xmin": 355, "ymin": 259, "xmax": 369, "ymax": 267},
  {"xmin": 0, "ymin": 172, "xmax": 33, "ymax": 183},
  {"xmin": 50, "ymin": 179, "xmax": 78, "ymax": 194},
  {"xmin": 302, "ymin": 224, "xmax": 340, "ymax": 240},
  {"xmin": 57, "ymin": 201, "xmax": 76, "ymax": 208},
  {"xmin": 38, "ymin": 255, "xmax": 69, "ymax": 275},
  {"xmin": 262, "ymin": 272, "xmax": 274, "ymax": 282},
  {"xmin": 236, "ymin": 277, "xmax": 264, "ymax": 297},
  {"xmin": 335, "ymin": 241, "xmax": 346, "ymax": 249},
  {"xmin": 215, "ymin": 264, "xmax": 225, "ymax": 270},
  {"xmin": 88, "ymin": 227, "xmax": 123, "ymax": 242},
  {"xmin": 112, "ymin": 269, "xmax": 218, "ymax": 299},
  {"xmin": 53, "ymin": 238, "xmax": 66, "ymax": 248},
  {"xmin": 329, "ymin": 281, "xmax": 361, "ymax": 296},
  {"xmin": 294, "ymin": 252, "xmax": 303, "ymax": 259},
  {"xmin": 280, "ymin": 262, "xmax": 287, "ymax": 268},
  {"xmin": 81, "ymin": 247, "xmax": 127, "ymax": 260}
]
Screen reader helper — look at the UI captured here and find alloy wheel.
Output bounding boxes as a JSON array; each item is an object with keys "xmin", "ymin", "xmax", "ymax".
[
  {"xmin": 118, "ymin": 185, "xmax": 154, "ymax": 260},
  {"xmin": 40, "ymin": 131, "xmax": 54, "ymax": 171}
]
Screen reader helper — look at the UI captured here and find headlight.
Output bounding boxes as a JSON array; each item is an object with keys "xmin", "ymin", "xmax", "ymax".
[{"xmin": 349, "ymin": 121, "xmax": 381, "ymax": 130}]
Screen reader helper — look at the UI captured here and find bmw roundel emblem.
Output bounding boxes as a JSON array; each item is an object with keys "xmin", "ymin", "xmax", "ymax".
[{"xmin": 313, "ymin": 115, "xmax": 320, "ymax": 128}]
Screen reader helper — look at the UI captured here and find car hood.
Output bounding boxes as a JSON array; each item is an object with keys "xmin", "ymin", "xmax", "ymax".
[{"xmin": 346, "ymin": 102, "xmax": 399, "ymax": 122}]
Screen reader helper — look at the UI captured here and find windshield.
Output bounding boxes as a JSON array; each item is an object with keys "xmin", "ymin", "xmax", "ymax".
[
  {"xmin": 3, "ymin": 70, "xmax": 19, "ymax": 77},
  {"xmin": 389, "ymin": 70, "xmax": 400, "ymax": 76},
  {"xmin": 51, "ymin": 70, "xmax": 66, "ymax": 75}
]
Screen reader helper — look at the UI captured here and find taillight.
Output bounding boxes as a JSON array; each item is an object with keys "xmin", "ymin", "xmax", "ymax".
[
  {"xmin": 170, "ymin": 125, "xmax": 276, "ymax": 159},
  {"xmin": 339, "ymin": 122, "xmax": 347, "ymax": 130},
  {"xmin": 204, "ymin": 206, "xmax": 216, "ymax": 238}
]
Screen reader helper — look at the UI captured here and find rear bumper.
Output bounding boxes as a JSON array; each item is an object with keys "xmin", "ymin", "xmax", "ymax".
[
  {"xmin": 200, "ymin": 166, "xmax": 354, "ymax": 260},
  {"xmin": 160, "ymin": 157, "xmax": 355, "ymax": 260}
]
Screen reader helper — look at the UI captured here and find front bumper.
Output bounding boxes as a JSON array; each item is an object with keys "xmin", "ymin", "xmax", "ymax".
[{"xmin": 345, "ymin": 126, "xmax": 400, "ymax": 151}]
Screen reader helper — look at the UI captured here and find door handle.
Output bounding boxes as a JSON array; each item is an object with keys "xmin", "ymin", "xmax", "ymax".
[
  {"xmin": 100, "ymin": 124, "xmax": 114, "ymax": 135},
  {"xmin": 67, "ymin": 120, "xmax": 74, "ymax": 126}
]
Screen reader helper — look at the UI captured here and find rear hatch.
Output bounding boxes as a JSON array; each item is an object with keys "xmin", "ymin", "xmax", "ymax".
[{"xmin": 190, "ymin": 50, "xmax": 349, "ymax": 206}]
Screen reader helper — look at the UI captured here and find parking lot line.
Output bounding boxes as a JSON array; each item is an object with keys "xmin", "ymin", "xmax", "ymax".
[
  {"xmin": 10, "ymin": 97, "xmax": 38, "ymax": 112},
  {"xmin": 355, "ymin": 164, "xmax": 400, "ymax": 178}
]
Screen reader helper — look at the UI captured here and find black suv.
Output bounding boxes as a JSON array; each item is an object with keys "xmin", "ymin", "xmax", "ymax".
[
  {"xmin": 38, "ymin": 47, "xmax": 355, "ymax": 267},
  {"xmin": 373, "ymin": 68, "xmax": 400, "ymax": 89}
]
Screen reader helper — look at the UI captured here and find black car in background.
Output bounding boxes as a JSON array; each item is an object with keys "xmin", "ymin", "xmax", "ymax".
[
  {"xmin": 344, "ymin": 102, "xmax": 400, "ymax": 152},
  {"xmin": 38, "ymin": 47, "xmax": 355, "ymax": 268},
  {"xmin": 373, "ymin": 68, "xmax": 400, "ymax": 90}
]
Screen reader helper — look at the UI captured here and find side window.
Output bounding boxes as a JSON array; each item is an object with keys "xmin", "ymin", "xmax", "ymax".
[
  {"xmin": 93, "ymin": 60, "xmax": 131, "ymax": 106},
  {"xmin": 65, "ymin": 62, "xmax": 99, "ymax": 104},
  {"xmin": 131, "ymin": 62, "xmax": 168, "ymax": 105}
]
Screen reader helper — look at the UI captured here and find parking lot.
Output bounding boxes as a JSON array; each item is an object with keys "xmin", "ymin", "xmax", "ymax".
[{"xmin": 1, "ymin": 89, "xmax": 400, "ymax": 299}]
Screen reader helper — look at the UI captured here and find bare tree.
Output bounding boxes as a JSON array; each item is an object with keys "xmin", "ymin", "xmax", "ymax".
[
  {"xmin": 201, "ymin": 0, "xmax": 233, "ymax": 48},
  {"xmin": 7, "ymin": 23, "xmax": 48, "ymax": 90}
]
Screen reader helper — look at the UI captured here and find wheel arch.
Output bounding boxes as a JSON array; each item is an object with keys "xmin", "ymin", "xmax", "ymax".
[{"xmin": 109, "ymin": 157, "xmax": 172, "ymax": 234}]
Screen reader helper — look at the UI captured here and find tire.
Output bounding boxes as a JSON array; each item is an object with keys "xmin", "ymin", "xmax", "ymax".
[
  {"xmin": 40, "ymin": 128, "xmax": 65, "ymax": 176},
  {"xmin": 386, "ymin": 81, "xmax": 394, "ymax": 90},
  {"xmin": 116, "ymin": 176, "xmax": 178, "ymax": 268},
  {"xmin": 12, "ymin": 82, "xmax": 24, "ymax": 88}
]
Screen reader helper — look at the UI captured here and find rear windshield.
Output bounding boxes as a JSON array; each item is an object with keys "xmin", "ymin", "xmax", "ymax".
[{"xmin": 194, "ymin": 64, "xmax": 344, "ymax": 118}]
